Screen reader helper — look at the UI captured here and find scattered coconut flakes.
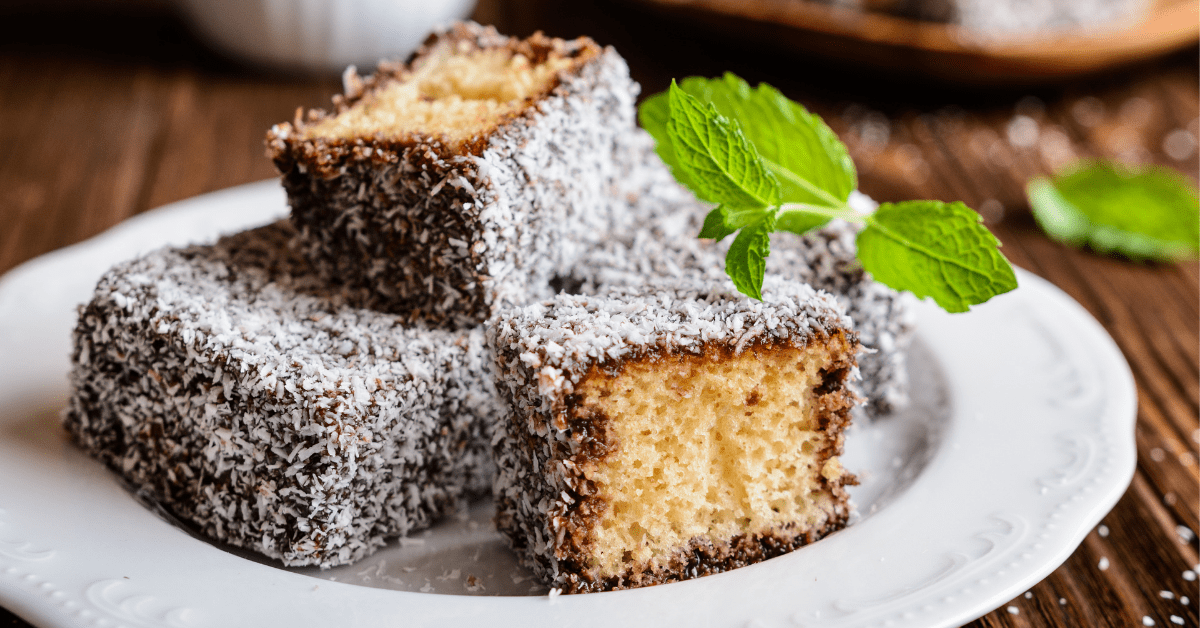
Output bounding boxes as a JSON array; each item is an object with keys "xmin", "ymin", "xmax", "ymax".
[
  {"xmin": 1099, "ymin": 557, "xmax": 1110, "ymax": 571},
  {"xmin": 465, "ymin": 574, "xmax": 485, "ymax": 592},
  {"xmin": 1098, "ymin": 524, "xmax": 1110, "ymax": 537}
]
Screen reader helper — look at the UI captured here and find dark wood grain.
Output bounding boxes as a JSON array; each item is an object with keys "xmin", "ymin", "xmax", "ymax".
[{"xmin": 0, "ymin": 1, "xmax": 1196, "ymax": 627}]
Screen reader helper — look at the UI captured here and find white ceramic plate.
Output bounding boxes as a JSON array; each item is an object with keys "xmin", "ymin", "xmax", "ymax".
[{"xmin": 0, "ymin": 180, "xmax": 1136, "ymax": 628}]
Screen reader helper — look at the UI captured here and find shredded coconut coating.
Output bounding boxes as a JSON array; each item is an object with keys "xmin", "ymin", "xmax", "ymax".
[
  {"xmin": 494, "ymin": 276, "xmax": 852, "ymax": 399},
  {"xmin": 767, "ymin": 220, "xmax": 915, "ymax": 415},
  {"xmin": 559, "ymin": 194, "xmax": 914, "ymax": 416},
  {"xmin": 63, "ymin": 223, "xmax": 503, "ymax": 568},
  {"xmin": 267, "ymin": 22, "xmax": 649, "ymax": 328},
  {"xmin": 487, "ymin": 276, "xmax": 857, "ymax": 590}
]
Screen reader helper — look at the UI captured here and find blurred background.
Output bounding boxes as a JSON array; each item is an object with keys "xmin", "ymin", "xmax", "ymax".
[
  {"xmin": 0, "ymin": 0, "xmax": 1195, "ymax": 272},
  {"xmin": 0, "ymin": 0, "xmax": 1196, "ymax": 626}
]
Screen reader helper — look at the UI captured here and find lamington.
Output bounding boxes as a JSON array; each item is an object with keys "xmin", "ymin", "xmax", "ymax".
[
  {"xmin": 266, "ymin": 22, "xmax": 647, "ymax": 328},
  {"xmin": 63, "ymin": 222, "xmax": 502, "ymax": 568},
  {"xmin": 558, "ymin": 198, "xmax": 914, "ymax": 416},
  {"xmin": 488, "ymin": 276, "xmax": 860, "ymax": 593}
]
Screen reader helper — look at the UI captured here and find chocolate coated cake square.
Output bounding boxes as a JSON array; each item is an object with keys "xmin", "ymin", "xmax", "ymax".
[
  {"xmin": 63, "ymin": 222, "xmax": 502, "ymax": 567},
  {"xmin": 488, "ymin": 277, "xmax": 860, "ymax": 592},
  {"xmin": 267, "ymin": 22, "xmax": 650, "ymax": 328}
]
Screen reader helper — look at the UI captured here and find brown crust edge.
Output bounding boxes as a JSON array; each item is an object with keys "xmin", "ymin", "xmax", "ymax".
[{"xmin": 563, "ymin": 503, "xmax": 853, "ymax": 594}]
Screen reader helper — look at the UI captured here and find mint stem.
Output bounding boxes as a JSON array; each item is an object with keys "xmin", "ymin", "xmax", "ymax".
[{"xmin": 776, "ymin": 201, "xmax": 868, "ymax": 223}]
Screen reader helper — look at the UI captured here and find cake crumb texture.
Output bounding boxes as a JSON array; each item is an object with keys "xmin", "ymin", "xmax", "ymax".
[
  {"xmin": 582, "ymin": 339, "xmax": 856, "ymax": 579},
  {"xmin": 304, "ymin": 40, "xmax": 582, "ymax": 145}
]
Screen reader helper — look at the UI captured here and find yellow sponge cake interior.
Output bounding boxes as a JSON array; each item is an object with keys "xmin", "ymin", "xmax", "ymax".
[
  {"xmin": 578, "ymin": 336, "xmax": 855, "ymax": 579},
  {"xmin": 302, "ymin": 37, "xmax": 588, "ymax": 144}
]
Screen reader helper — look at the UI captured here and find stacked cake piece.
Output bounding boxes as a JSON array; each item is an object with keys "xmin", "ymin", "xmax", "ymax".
[
  {"xmin": 65, "ymin": 22, "xmax": 913, "ymax": 589},
  {"xmin": 266, "ymin": 22, "xmax": 653, "ymax": 328}
]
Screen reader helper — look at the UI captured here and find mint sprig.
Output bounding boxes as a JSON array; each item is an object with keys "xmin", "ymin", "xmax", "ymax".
[
  {"xmin": 726, "ymin": 214, "xmax": 775, "ymax": 300},
  {"xmin": 1027, "ymin": 160, "xmax": 1199, "ymax": 261},
  {"xmin": 640, "ymin": 76, "xmax": 1018, "ymax": 312}
]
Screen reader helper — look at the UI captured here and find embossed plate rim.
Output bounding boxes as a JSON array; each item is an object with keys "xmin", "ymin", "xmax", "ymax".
[{"xmin": 0, "ymin": 180, "xmax": 1136, "ymax": 628}]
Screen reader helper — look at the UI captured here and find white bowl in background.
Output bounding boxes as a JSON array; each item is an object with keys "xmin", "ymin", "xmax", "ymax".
[{"xmin": 173, "ymin": 0, "xmax": 477, "ymax": 73}]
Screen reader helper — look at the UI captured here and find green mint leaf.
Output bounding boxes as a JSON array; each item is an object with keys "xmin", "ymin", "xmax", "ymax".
[
  {"xmin": 1027, "ymin": 160, "xmax": 1200, "ymax": 261},
  {"xmin": 698, "ymin": 205, "xmax": 772, "ymax": 241},
  {"xmin": 775, "ymin": 209, "xmax": 832, "ymax": 235},
  {"xmin": 726, "ymin": 214, "xmax": 775, "ymax": 300},
  {"xmin": 723, "ymin": 205, "xmax": 773, "ymax": 229},
  {"xmin": 699, "ymin": 208, "xmax": 737, "ymax": 241},
  {"xmin": 637, "ymin": 91, "xmax": 670, "ymax": 153},
  {"xmin": 666, "ymin": 81, "xmax": 780, "ymax": 210},
  {"xmin": 676, "ymin": 73, "xmax": 856, "ymax": 208},
  {"xmin": 857, "ymin": 201, "xmax": 1018, "ymax": 313},
  {"xmin": 638, "ymin": 91, "xmax": 696, "ymax": 191}
]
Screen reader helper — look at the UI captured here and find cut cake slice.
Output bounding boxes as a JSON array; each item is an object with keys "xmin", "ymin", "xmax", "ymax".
[
  {"xmin": 267, "ymin": 22, "xmax": 647, "ymax": 328},
  {"xmin": 488, "ymin": 277, "xmax": 860, "ymax": 592},
  {"xmin": 63, "ymin": 222, "xmax": 502, "ymax": 568}
]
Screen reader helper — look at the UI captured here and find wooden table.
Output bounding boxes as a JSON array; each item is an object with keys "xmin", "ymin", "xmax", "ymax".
[{"xmin": 0, "ymin": 1, "xmax": 1196, "ymax": 626}]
